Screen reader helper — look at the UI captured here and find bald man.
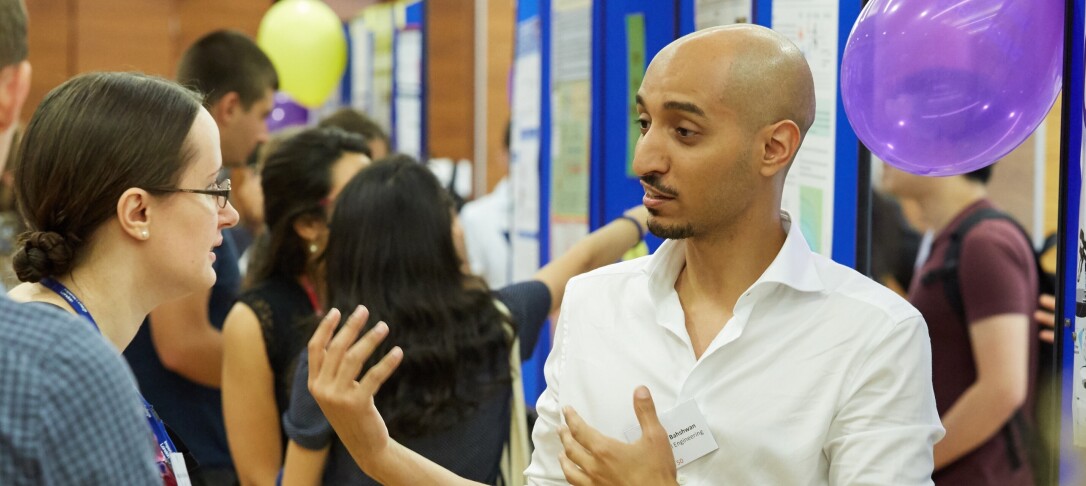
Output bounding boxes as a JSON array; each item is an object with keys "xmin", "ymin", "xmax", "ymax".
[
  {"xmin": 522, "ymin": 24, "xmax": 942, "ymax": 485},
  {"xmin": 300, "ymin": 24, "xmax": 943, "ymax": 486}
]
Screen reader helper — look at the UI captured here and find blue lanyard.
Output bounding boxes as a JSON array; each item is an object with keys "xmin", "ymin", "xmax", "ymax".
[
  {"xmin": 39, "ymin": 277, "xmax": 180, "ymax": 476},
  {"xmin": 40, "ymin": 277, "xmax": 99, "ymax": 330}
]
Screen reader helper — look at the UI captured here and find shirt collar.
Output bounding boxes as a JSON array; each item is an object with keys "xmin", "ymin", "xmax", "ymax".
[
  {"xmin": 755, "ymin": 211, "xmax": 825, "ymax": 293},
  {"xmin": 645, "ymin": 211, "xmax": 825, "ymax": 296}
]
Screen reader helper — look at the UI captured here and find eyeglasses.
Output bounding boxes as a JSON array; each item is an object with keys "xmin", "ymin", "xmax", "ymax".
[{"xmin": 145, "ymin": 179, "xmax": 232, "ymax": 209}]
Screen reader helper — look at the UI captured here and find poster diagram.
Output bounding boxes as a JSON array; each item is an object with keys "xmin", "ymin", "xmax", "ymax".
[
  {"xmin": 772, "ymin": 0, "xmax": 838, "ymax": 256},
  {"xmin": 695, "ymin": 0, "xmax": 753, "ymax": 30}
]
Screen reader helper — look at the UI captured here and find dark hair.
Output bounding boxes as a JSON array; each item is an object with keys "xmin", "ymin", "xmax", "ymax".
[
  {"xmin": 12, "ymin": 72, "xmax": 203, "ymax": 282},
  {"xmin": 318, "ymin": 108, "xmax": 389, "ymax": 153},
  {"xmin": 325, "ymin": 155, "xmax": 511, "ymax": 438},
  {"xmin": 0, "ymin": 0, "xmax": 26, "ymax": 67},
  {"xmin": 249, "ymin": 127, "xmax": 368, "ymax": 285},
  {"xmin": 962, "ymin": 164, "xmax": 994, "ymax": 184},
  {"xmin": 177, "ymin": 30, "xmax": 278, "ymax": 108}
]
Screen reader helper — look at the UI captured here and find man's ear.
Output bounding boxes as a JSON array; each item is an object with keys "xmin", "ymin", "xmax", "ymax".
[
  {"xmin": 758, "ymin": 120, "xmax": 802, "ymax": 178},
  {"xmin": 209, "ymin": 91, "xmax": 242, "ymax": 126},
  {"xmin": 0, "ymin": 61, "xmax": 32, "ymax": 132},
  {"xmin": 117, "ymin": 188, "xmax": 153, "ymax": 240}
]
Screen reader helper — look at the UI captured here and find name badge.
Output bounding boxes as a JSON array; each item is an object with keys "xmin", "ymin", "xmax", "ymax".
[
  {"xmin": 623, "ymin": 399, "xmax": 719, "ymax": 469},
  {"xmin": 169, "ymin": 452, "xmax": 193, "ymax": 486}
]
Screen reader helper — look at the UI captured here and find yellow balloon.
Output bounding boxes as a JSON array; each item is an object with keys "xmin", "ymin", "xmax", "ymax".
[{"xmin": 257, "ymin": 0, "xmax": 347, "ymax": 108}]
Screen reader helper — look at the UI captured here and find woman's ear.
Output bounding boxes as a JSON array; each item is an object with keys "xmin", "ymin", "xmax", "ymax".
[
  {"xmin": 292, "ymin": 214, "xmax": 326, "ymax": 243},
  {"xmin": 117, "ymin": 188, "xmax": 152, "ymax": 240}
]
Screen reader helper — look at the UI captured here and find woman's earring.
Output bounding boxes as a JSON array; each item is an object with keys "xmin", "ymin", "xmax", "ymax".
[
  {"xmin": 140, "ymin": 229, "xmax": 150, "ymax": 239},
  {"xmin": 309, "ymin": 243, "xmax": 319, "ymax": 254}
]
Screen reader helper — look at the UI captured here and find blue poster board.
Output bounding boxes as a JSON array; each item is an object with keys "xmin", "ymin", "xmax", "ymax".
[
  {"xmin": 590, "ymin": 1, "xmax": 677, "ymax": 252},
  {"xmin": 1059, "ymin": 0, "xmax": 1084, "ymax": 482}
]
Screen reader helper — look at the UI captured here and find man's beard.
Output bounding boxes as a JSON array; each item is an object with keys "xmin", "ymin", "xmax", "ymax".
[{"xmin": 646, "ymin": 213, "xmax": 695, "ymax": 239}]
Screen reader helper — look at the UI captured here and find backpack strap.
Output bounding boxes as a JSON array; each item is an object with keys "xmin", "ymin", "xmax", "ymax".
[{"xmin": 920, "ymin": 207, "xmax": 1013, "ymax": 320}]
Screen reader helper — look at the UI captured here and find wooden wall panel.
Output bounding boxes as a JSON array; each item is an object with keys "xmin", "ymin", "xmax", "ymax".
[
  {"xmin": 24, "ymin": 0, "xmax": 73, "ymax": 121},
  {"xmin": 485, "ymin": 0, "xmax": 514, "ymax": 192},
  {"xmin": 426, "ymin": 0, "xmax": 475, "ymax": 162},
  {"xmin": 74, "ymin": 0, "xmax": 176, "ymax": 76},
  {"xmin": 21, "ymin": 0, "xmax": 270, "ymax": 121},
  {"xmin": 1042, "ymin": 94, "xmax": 1062, "ymax": 272},
  {"xmin": 987, "ymin": 132, "xmax": 1035, "ymax": 232}
]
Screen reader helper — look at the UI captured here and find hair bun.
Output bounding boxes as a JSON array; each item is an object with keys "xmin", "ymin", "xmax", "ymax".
[{"xmin": 12, "ymin": 231, "xmax": 75, "ymax": 283}]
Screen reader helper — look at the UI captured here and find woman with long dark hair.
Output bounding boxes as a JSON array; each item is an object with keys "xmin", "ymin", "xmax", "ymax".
[
  {"xmin": 6, "ymin": 71, "xmax": 239, "ymax": 483},
  {"xmin": 222, "ymin": 127, "xmax": 370, "ymax": 485},
  {"xmin": 281, "ymin": 156, "xmax": 649, "ymax": 484}
]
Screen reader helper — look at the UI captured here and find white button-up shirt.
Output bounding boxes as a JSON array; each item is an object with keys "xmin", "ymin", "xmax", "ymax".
[{"xmin": 526, "ymin": 213, "xmax": 944, "ymax": 485}]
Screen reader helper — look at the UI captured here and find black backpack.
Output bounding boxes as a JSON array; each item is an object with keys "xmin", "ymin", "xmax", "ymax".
[{"xmin": 920, "ymin": 207, "xmax": 1056, "ymax": 484}]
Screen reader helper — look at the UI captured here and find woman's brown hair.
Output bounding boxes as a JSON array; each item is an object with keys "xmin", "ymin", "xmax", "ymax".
[{"xmin": 12, "ymin": 72, "xmax": 203, "ymax": 282}]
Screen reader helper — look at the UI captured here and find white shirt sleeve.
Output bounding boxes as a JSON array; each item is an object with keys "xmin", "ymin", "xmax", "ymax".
[
  {"xmin": 524, "ymin": 305, "xmax": 573, "ymax": 485},
  {"xmin": 824, "ymin": 314, "xmax": 945, "ymax": 485}
]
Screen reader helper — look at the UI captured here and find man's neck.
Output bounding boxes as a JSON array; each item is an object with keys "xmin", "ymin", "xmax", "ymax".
[
  {"xmin": 676, "ymin": 211, "xmax": 787, "ymax": 316},
  {"xmin": 915, "ymin": 182, "xmax": 987, "ymax": 235}
]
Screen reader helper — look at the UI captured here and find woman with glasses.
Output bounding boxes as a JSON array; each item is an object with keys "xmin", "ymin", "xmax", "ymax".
[
  {"xmin": 222, "ymin": 127, "xmax": 371, "ymax": 486},
  {"xmin": 7, "ymin": 71, "xmax": 239, "ymax": 483},
  {"xmin": 280, "ymin": 156, "xmax": 649, "ymax": 485}
]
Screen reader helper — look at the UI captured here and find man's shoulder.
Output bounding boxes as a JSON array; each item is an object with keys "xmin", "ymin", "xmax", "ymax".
[
  {"xmin": 0, "ymin": 297, "xmax": 97, "ymax": 349},
  {"xmin": 568, "ymin": 253, "xmax": 653, "ymax": 286},
  {"xmin": 809, "ymin": 252, "xmax": 922, "ymax": 325},
  {"xmin": 958, "ymin": 216, "xmax": 1034, "ymax": 257},
  {"xmin": 0, "ymin": 296, "xmax": 139, "ymax": 409}
]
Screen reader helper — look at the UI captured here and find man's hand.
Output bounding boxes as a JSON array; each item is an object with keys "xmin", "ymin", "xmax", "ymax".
[
  {"xmin": 307, "ymin": 306, "xmax": 403, "ymax": 469},
  {"xmin": 1036, "ymin": 293, "xmax": 1056, "ymax": 344},
  {"xmin": 558, "ymin": 386, "xmax": 678, "ymax": 486}
]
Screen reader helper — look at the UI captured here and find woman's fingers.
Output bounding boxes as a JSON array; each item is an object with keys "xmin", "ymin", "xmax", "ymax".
[
  {"xmin": 358, "ymin": 346, "xmax": 404, "ymax": 397},
  {"xmin": 308, "ymin": 308, "xmax": 342, "ymax": 387}
]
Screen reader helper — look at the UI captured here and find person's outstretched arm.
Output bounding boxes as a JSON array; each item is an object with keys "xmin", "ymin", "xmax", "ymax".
[{"xmin": 532, "ymin": 206, "xmax": 648, "ymax": 314}]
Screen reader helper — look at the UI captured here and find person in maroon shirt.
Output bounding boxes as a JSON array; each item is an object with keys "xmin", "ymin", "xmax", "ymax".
[{"xmin": 883, "ymin": 163, "xmax": 1039, "ymax": 485}]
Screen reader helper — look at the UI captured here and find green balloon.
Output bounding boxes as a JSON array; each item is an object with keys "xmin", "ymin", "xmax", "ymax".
[{"xmin": 257, "ymin": 0, "xmax": 347, "ymax": 108}]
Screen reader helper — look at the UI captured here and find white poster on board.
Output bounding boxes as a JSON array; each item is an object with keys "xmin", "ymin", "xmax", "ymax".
[
  {"xmin": 349, "ymin": 18, "xmax": 374, "ymax": 114},
  {"xmin": 549, "ymin": 0, "xmax": 592, "ymax": 259},
  {"xmin": 510, "ymin": 17, "xmax": 543, "ymax": 282},
  {"xmin": 363, "ymin": 4, "xmax": 396, "ymax": 133},
  {"xmin": 772, "ymin": 0, "xmax": 838, "ymax": 257},
  {"xmin": 393, "ymin": 28, "xmax": 423, "ymax": 160},
  {"xmin": 695, "ymin": 0, "xmax": 752, "ymax": 30}
]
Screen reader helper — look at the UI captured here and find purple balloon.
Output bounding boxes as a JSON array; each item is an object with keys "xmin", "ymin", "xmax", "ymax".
[
  {"xmin": 265, "ymin": 92, "xmax": 310, "ymax": 132},
  {"xmin": 841, "ymin": 0, "xmax": 1063, "ymax": 176}
]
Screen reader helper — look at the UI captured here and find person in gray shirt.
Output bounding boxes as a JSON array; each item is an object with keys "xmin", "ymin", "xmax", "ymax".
[{"xmin": 0, "ymin": 297, "xmax": 159, "ymax": 484}]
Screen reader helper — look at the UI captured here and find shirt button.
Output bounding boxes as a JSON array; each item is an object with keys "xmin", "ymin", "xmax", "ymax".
[{"xmin": 676, "ymin": 473, "xmax": 688, "ymax": 485}]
